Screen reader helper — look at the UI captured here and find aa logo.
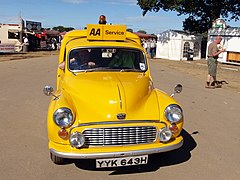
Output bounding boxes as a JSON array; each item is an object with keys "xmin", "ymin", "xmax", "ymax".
[{"xmin": 89, "ymin": 28, "xmax": 101, "ymax": 36}]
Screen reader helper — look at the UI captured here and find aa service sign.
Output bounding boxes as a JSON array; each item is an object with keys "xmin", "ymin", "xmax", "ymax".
[{"xmin": 87, "ymin": 24, "xmax": 126, "ymax": 41}]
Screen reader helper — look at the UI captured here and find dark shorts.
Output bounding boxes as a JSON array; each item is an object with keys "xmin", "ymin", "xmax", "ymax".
[{"xmin": 207, "ymin": 57, "xmax": 218, "ymax": 76}]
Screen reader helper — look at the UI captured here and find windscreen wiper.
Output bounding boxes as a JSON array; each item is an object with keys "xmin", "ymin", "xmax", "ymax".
[
  {"xmin": 120, "ymin": 69, "xmax": 142, "ymax": 72},
  {"xmin": 84, "ymin": 67, "xmax": 112, "ymax": 72}
]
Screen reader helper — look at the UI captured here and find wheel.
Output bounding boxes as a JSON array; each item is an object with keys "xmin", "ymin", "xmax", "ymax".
[{"xmin": 50, "ymin": 152, "xmax": 66, "ymax": 165}]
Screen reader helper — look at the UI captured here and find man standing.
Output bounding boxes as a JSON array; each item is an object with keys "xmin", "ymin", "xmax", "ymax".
[
  {"xmin": 206, "ymin": 36, "xmax": 225, "ymax": 88},
  {"xmin": 150, "ymin": 39, "xmax": 156, "ymax": 59}
]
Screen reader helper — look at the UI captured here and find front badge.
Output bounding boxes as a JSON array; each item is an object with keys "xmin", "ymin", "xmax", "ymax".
[{"xmin": 117, "ymin": 113, "xmax": 126, "ymax": 120}]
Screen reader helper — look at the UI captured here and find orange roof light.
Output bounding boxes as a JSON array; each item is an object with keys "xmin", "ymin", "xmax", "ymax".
[{"xmin": 99, "ymin": 15, "xmax": 107, "ymax": 24}]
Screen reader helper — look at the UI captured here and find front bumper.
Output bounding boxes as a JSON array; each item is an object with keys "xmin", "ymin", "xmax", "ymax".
[{"xmin": 49, "ymin": 137, "xmax": 183, "ymax": 159}]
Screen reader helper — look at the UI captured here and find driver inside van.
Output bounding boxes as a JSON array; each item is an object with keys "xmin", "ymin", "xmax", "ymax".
[
  {"xmin": 69, "ymin": 49, "xmax": 95, "ymax": 70},
  {"xmin": 58, "ymin": 49, "xmax": 95, "ymax": 70}
]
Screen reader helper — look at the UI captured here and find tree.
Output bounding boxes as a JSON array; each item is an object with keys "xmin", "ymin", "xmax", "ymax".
[
  {"xmin": 137, "ymin": 30, "xmax": 147, "ymax": 34},
  {"xmin": 127, "ymin": 28, "xmax": 134, "ymax": 32},
  {"xmin": 52, "ymin": 26, "xmax": 75, "ymax": 32},
  {"xmin": 137, "ymin": 0, "xmax": 240, "ymax": 33}
]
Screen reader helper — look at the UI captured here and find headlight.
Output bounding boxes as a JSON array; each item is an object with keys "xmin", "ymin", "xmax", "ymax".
[
  {"xmin": 70, "ymin": 132, "xmax": 85, "ymax": 148},
  {"xmin": 159, "ymin": 127, "xmax": 172, "ymax": 142},
  {"xmin": 53, "ymin": 108, "xmax": 74, "ymax": 128},
  {"xmin": 164, "ymin": 104, "xmax": 183, "ymax": 123}
]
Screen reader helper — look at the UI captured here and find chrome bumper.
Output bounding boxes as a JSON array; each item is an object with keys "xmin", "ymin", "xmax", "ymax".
[{"xmin": 50, "ymin": 139, "xmax": 183, "ymax": 159}]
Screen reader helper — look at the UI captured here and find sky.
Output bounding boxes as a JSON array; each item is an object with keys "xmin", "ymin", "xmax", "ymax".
[{"xmin": 0, "ymin": 0, "xmax": 239, "ymax": 34}]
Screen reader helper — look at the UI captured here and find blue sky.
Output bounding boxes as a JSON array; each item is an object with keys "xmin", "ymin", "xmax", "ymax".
[{"xmin": 0, "ymin": 0, "xmax": 239, "ymax": 34}]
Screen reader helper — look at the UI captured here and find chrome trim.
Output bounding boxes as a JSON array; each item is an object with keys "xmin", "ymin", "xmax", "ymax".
[
  {"xmin": 70, "ymin": 120, "xmax": 166, "ymax": 134},
  {"xmin": 82, "ymin": 126, "xmax": 157, "ymax": 146},
  {"xmin": 71, "ymin": 120, "xmax": 162, "ymax": 129},
  {"xmin": 50, "ymin": 139, "xmax": 183, "ymax": 159},
  {"xmin": 164, "ymin": 104, "xmax": 183, "ymax": 123},
  {"xmin": 69, "ymin": 121, "xmax": 167, "ymax": 146},
  {"xmin": 53, "ymin": 107, "xmax": 74, "ymax": 128}
]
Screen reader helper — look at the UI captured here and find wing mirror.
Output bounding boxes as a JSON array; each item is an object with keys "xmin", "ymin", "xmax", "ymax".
[
  {"xmin": 43, "ymin": 85, "xmax": 59, "ymax": 99},
  {"xmin": 43, "ymin": 85, "xmax": 54, "ymax": 96},
  {"xmin": 170, "ymin": 84, "xmax": 183, "ymax": 97}
]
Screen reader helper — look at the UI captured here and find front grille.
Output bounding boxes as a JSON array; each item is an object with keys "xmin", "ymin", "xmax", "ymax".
[{"xmin": 83, "ymin": 126, "xmax": 157, "ymax": 146}]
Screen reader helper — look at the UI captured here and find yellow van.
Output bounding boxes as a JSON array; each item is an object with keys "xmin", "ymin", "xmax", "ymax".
[{"xmin": 44, "ymin": 20, "xmax": 184, "ymax": 168}]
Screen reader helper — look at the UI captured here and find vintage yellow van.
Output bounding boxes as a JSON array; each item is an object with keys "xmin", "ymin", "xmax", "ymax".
[{"xmin": 43, "ymin": 21, "xmax": 184, "ymax": 168}]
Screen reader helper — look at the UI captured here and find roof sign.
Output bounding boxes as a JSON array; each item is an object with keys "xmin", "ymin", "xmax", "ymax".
[
  {"xmin": 87, "ymin": 24, "xmax": 126, "ymax": 41},
  {"xmin": 26, "ymin": 20, "xmax": 42, "ymax": 32}
]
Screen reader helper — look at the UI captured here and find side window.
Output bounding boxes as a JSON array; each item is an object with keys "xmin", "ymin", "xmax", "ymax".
[
  {"xmin": 193, "ymin": 42, "xmax": 199, "ymax": 57},
  {"xmin": 183, "ymin": 42, "xmax": 190, "ymax": 57},
  {"xmin": 8, "ymin": 31, "xmax": 20, "ymax": 39}
]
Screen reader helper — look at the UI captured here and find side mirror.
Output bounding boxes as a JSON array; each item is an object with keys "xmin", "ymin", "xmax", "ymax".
[
  {"xmin": 174, "ymin": 84, "xmax": 183, "ymax": 93},
  {"xmin": 171, "ymin": 84, "xmax": 183, "ymax": 97},
  {"xmin": 43, "ymin": 86, "xmax": 54, "ymax": 96}
]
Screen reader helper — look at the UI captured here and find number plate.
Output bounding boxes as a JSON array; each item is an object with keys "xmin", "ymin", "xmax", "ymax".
[{"xmin": 96, "ymin": 155, "xmax": 148, "ymax": 168}]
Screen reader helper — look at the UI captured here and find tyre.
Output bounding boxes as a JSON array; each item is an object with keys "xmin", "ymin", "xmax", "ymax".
[{"xmin": 50, "ymin": 152, "xmax": 66, "ymax": 165}]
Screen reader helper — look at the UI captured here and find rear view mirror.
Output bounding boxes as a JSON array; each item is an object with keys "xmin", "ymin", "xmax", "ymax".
[{"xmin": 102, "ymin": 52, "xmax": 112, "ymax": 58}]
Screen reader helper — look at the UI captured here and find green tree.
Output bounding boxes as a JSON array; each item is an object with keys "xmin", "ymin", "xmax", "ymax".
[
  {"xmin": 52, "ymin": 26, "xmax": 74, "ymax": 32},
  {"xmin": 137, "ymin": 30, "xmax": 147, "ymax": 34},
  {"xmin": 127, "ymin": 28, "xmax": 133, "ymax": 32},
  {"xmin": 137, "ymin": 0, "xmax": 240, "ymax": 33}
]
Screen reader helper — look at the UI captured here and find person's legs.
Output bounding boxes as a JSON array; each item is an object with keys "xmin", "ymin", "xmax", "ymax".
[
  {"xmin": 207, "ymin": 74, "xmax": 212, "ymax": 83},
  {"xmin": 211, "ymin": 75, "xmax": 222, "ymax": 88},
  {"xmin": 213, "ymin": 76, "xmax": 217, "ymax": 82},
  {"xmin": 206, "ymin": 75, "xmax": 215, "ymax": 88},
  {"xmin": 210, "ymin": 60, "xmax": 221, "ymax": 87},
  {"xmin": 206, "ymin": 58, "xmax": 215, "ymax": 88},
  {"xmin": 150, "ymin": 48, "xmax": 154, "ymax": 58},
  {"xmin": 206, "ymin": 74, "xmax": 215, "ymax": 88}
]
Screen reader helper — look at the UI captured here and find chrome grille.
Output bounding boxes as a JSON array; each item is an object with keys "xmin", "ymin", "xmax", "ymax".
[{"xmin": 83, "ymin": 126, "xmax": 157, "ymax": 146}]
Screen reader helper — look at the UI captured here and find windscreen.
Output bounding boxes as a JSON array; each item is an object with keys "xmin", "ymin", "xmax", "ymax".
[{"xmin": 68, "ymin": 47, "xmax": 147, "ymax": 72}]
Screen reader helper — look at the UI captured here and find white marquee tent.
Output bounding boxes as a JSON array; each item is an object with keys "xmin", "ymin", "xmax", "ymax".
[
  {"xmin": 156, "ymin": 30, "xmax": 202, "ymax": 60},
  {"xmin": 207, "ymin": 18, "xmax": 240, "ymax": 65}
]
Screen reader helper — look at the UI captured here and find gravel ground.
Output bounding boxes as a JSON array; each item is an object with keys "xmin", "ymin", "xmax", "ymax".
[
  {"xmin": 0, "ymin": 50, "xmax": 59, "ymax": 62},
  {"xmin": 151, "ymin": 58, "xmax": 240, "ymax": 93}
]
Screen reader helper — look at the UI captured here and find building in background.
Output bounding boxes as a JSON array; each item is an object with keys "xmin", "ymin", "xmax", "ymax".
[
  {"xmin": 0, "ymin": 17, "xmax": 61, "ymax": 52},
  {"xmin": 207, "ymin": 18, "xmax": 240, "ymax": 65},
  {"xmin": 156, "ymin": 30, "xmax": 202, "ymax": 61},
  {"xmin": 0, "ymin": 17, "xmax": 24, "ymax": 52}
]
